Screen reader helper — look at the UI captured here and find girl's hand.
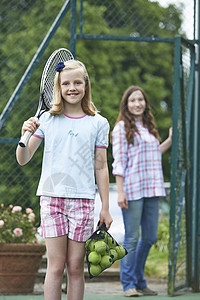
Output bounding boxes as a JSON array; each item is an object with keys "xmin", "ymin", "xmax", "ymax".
[
  {"xmin": 99, "ymin": 209, "xmax": 113, "ymax": 230},
  {"xmin": 117, "ymin": 191, "xmax": 128, "ymax": 209},
  {"xmin": 21, "ymin": 117, "xmax": 40, "ymax": 136}
]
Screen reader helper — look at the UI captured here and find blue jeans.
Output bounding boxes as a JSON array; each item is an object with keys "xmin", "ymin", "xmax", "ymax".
[{"xmin": 120, "ymin": 197, "xmax": 159, "ymax": 291}]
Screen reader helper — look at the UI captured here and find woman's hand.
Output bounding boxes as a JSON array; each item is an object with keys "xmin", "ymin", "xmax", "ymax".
[
  {"xmin": 168, "ymin": 127, "xmax": 173, "ymax": 140},
  {"xmin": 117, "ymin": 191, "xmax": 128, "ymax": 209}
]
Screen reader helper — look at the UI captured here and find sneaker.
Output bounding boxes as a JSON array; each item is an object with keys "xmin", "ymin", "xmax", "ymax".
[
  {"xmin": 124, "ymin": 288, "xmax": 140, "ymax": 297},
  {"xmin": 136, "ymin": 287, "xmax": 158, "ymax": 295}
]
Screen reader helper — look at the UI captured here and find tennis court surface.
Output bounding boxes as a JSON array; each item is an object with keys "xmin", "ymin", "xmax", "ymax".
[
  {"xmin": 0, "ymin": 281, "xmax": 199, "ymax": 300},
  {"xmin": 0, "ymin": 293, "xmax": 200, "ymax": 300}
]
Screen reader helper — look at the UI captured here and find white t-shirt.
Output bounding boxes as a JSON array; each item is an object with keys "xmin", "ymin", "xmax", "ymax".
[{"xmin": 33, "ymin": 112, "xmax": 109, "ymax": 199}]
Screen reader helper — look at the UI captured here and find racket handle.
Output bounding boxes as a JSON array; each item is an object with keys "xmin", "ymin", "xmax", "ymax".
[{"xmin": 18, "ymin": 117, "xmax": 38, "ymax": 147}]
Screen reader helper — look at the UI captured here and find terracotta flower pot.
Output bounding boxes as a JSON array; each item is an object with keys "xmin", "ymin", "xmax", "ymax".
[{"xmin": 0, "ymin": 243, "xmax": 46, "ymax": 294}]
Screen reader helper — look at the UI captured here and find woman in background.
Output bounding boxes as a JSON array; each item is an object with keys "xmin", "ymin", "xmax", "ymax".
[{"xmin": 112, "ymin": 85, "xmax": 172, "ymax": 297}]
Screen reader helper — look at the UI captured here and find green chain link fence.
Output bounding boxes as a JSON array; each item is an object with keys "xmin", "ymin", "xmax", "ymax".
[{"xmin": 0, "ymin": 0, "xmax": 198, "ymax": 294}]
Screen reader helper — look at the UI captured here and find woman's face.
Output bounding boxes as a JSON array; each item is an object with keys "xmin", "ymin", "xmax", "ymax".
[{"xmin": 127, "ymin": 90, "xmax": 146, "ymax": 120}]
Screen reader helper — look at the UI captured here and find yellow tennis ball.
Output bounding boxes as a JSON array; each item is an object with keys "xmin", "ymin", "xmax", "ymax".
[
  {"xmin": 90, "ymin": 264, "xmax": 102, "ymax": 277},
  {"xmin": 85, "ymin": 239, "xmax": 91, "ymax": 249},
  {"xmin": 115, "ymin": 245, "xmax": 126, "ymax": 259},
  {"xmin": 94, "ymin": 240, "xmax": 107, "ymax": 254},
  {"xmin": 100, "ymin": 255, "xmax": 113, "ymax": 269},
  {"xmin": 110, "ymin": 249, "xmax": 118, "ymax": 262},
  {"xmin": 101, "ymin": 232, "xmax": 108, "ymax": 243},
  {"xmin": 108, "ymin": 236, "xmax": 117, "ymax": 248},
  {"xmin": 89, "ymin": 240, "xmax": 96, "ymax": 252},
  {"xmin": 88, "ymin": 251, "xmax": 101, "ymax": 264}
]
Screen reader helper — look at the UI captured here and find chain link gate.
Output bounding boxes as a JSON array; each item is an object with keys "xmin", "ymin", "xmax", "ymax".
[
  {"xmin": 168, "ymin": 36, "xmax": 197, "ymax": 294},
  {"xmin": 0, "ymin": 0, "xmax": 199, "ymax": 295}
]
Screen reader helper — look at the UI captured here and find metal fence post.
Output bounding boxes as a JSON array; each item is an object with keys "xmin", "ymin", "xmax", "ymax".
[
  {"xmin": 70, "ymin": 0, "xmax": 77, "ymax": 58},
  {"xmin": 168, "ymin": 35, "xmax": 181, "ymax": 295},
  {"xmin": 191, "ymin": 0, "xmax": 200, "ymax": 291}
]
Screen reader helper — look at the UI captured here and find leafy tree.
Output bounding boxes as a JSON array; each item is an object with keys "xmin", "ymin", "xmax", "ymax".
[{"xmin": 0, "ymin": 0, "xmax": 184, "ymax": 212}]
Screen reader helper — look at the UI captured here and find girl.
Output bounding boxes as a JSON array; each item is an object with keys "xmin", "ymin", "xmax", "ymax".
[
  {"xmin": 16, "ymin": 60, "xmax": 113, "ymax": 300},
  {"xmin": 112, "ymin": 85, "xmax": 172, "ymax": 297}
]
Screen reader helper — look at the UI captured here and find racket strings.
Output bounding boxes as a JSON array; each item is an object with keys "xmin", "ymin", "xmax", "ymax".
[{"xmin": 42, "ymin": 49, "xmax": 74, "ymax": 109}]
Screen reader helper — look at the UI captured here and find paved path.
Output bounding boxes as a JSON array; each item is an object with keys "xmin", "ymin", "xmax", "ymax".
[{"xmin": 0, "ymin": 280, "xmax": 199, "ymax": 299}]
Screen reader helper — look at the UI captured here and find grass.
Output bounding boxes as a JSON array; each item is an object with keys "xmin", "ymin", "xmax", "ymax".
[
  {"xmin": 145, "ymin": 246, "xmax": 168, "ymax": 279},
  {"xmin": 112, "ymin": 214, "xmax": 186, "ymax": 281}
]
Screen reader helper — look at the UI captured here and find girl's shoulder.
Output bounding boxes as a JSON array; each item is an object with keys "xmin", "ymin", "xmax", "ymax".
[
  {"xmin": 89, "ymin": 113, "xmax": 109, "ymax": 126},
  {"xmin": 40, "ymin": 111, "xmax": 54, "ymax": 121},
  {"xmin": 40, "ymin": 112, "xmax": 66, "ymax": 121}
]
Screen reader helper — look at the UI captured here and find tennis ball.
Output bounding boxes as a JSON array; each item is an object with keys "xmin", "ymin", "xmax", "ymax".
[
  {"xmin": 90, "ymin": 264, "xmax": 102, "ymax": 277},
  {"xmin": 110, "ymin": 249, "xmax": 118, "ymax": 262},
  {"xmin": 89, "ymin": 240, "xmax": 96, "ymax": 252},
  {"xmin": 100, "ymin": 255, "xmax": 113, "ymax": 269},
  {"xmin": 94, "ymin": 240, "xmax": 107, "ymax": 254},
  {"xmin": 108, "ymin": 236, "xmax": 116, "ymax": 248},
  {"xmin": 115, "ymin": 245, "xmax": 126, "ymax": 259},
  {"xmin": 85, "ymin": 239, "xmax": 91, "ymax": 249},
  {"xmin": 101, "ymin": 232, "xmax": 108, "ymax": 243},
  {"xmin": 88, "ymin": 251, "xmax": 101, "ymax": 264}
]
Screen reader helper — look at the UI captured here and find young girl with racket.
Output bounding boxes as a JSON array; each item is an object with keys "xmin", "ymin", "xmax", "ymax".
[
  {"xmin": 16, "ymin": 60, "xmax": 113, "ymax": 300},
  {"xmin": 112, "ymin": 85, "xmax": 172, "ymax": 297}
]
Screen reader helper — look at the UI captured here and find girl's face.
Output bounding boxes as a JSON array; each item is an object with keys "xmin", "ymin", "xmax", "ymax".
[
  {"xmin": 60, "ymin": 68, "xmax": 86, "ymax": 109},
  {"xmin": 127, "ymin": 90, "xmax": 146, "ymax": 120}
]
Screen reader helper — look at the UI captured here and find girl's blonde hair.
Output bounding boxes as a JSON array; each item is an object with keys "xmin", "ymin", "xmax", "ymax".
[{"xmin": 50, "ymin": 60, "xmax": 97, "ymax": 116}]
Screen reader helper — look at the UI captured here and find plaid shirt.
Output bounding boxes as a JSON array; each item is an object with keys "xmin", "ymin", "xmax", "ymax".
[{"xmin": 112, "ymin": 120, "xmax": 166, "ymax": 200}]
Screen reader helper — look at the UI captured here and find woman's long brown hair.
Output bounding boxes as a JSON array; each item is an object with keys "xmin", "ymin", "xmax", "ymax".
[{"xmin": 114, "ymin": 86, "xmax": 161, "ymax": 145}]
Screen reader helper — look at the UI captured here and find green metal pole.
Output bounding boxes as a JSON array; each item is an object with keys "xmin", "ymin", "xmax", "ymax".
[
  {"xmin": 197, "ymin": 1, "xmax": 200, "ymax": 291},
  {"xmin": 192, "ymin": 0, "xmax": 200, "ymax": 291},
  {"xmin": 70, "ymin": 0, "xmax": 77, "ymax": 58},
  {"xmin": 168, "ymin": 35, "xmax": 181, "ymax": 295}
]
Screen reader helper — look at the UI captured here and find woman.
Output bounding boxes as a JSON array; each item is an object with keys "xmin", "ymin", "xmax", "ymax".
[{"xmin": 112, "ymin": 85, "xmax": 172, "ymax": 297}]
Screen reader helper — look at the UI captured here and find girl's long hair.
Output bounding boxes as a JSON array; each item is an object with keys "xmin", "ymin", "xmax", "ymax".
[
  {"xmin": 115, "ymin": 86, "xmax": 161, "ymax": 144},
  {"xmin": 50, "ymin": 60, "xmax": 97, "ymax": 116}
]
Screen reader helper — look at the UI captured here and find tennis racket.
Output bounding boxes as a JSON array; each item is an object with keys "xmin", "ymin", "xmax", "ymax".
[{"xmin": 18, "ymin": 48, "xmax": 74, "ymax": 147}]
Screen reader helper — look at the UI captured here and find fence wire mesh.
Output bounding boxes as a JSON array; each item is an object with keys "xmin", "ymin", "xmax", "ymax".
[
  {"xmin": 81, "ymin": 0, "xmax": 195, "ymax": 40},
  {"xmin": 168, "ymin": 39, "xmax": 195, "ymax": 293},
  {"xmin": 0, "ymin": 0, "xmax": 197, "ymax": 294},
  {"xmin": 173, "ymin": 44, "xmax": 192, "ymax": 289}
]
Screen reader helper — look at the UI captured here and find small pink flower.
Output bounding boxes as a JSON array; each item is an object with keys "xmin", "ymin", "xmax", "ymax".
[
  {"xmin": 0, "ymin": 220, "xmax": 4, "ymax": 228},
  {"xmin": 12, "ymin": 206, "xmax": 22, "ymax": 213},
  {"xmin": 1, "ymin": 203, "xmax": 4, "ymax": 208},
  {"xmin": 13, "ymin": 228, "xmax": 23, "ymax": 237},
  {"xmin": 28, "ymin": 213, "xmax": 35, "ymax": 222},
  {"xmin": 26, "ymin": 208, "xmax": 33, "ymax": 214}
]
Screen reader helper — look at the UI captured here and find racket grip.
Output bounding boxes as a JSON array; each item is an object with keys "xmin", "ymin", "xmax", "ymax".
[
  {"xmin": 18, "ymin": 131, "xmax": 33, "ymax": 147},
  {"xmin": 18, "ymin": 117, "xmax": 39, "ymax": 147}
]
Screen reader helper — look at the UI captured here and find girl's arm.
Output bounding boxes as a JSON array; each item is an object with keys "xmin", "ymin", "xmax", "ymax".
[
  {"xmin": 95, "ymin": 147, "xmax": 113, "ymax": 230},
  {"xmin": 16, "ymin": 117, "xmax": 42, "ymax": 165},
  {"xmin": 115, "ymin": 175, "xmax": 128, "ymax": 209},
  {"xmin": 160, "ymin": 127, "xmax": 172, "ymax": 154}
]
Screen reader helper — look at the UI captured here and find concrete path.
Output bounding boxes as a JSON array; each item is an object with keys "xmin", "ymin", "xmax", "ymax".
[{"xmin": 0, "ymin": 280, "xmax": 199, "ymax": 300}]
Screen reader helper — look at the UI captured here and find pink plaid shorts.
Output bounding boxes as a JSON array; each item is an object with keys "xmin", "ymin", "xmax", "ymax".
[{"xmin": 39, "ymin": 196, "xmax": 95, "ymax": 242}]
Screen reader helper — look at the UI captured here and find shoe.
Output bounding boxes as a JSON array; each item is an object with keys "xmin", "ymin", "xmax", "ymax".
[
  {"xmin": 136, "ymin": 287, "xmax": 158, "ymax": 295},
  {"xmin": 124, "ymin": 288, "xmax": 140, "ymax": 297}
]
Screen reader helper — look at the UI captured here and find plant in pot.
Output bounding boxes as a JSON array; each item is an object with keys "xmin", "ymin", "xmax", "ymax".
[{"xmin": 0, "ymin": 203, "xmax": 46, "ymax": 294}]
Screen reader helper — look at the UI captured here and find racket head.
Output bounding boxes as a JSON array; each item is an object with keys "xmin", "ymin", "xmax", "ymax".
[{"xmin": 40, "ymin": 48, "xmax": 74, "ymax": 112}]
